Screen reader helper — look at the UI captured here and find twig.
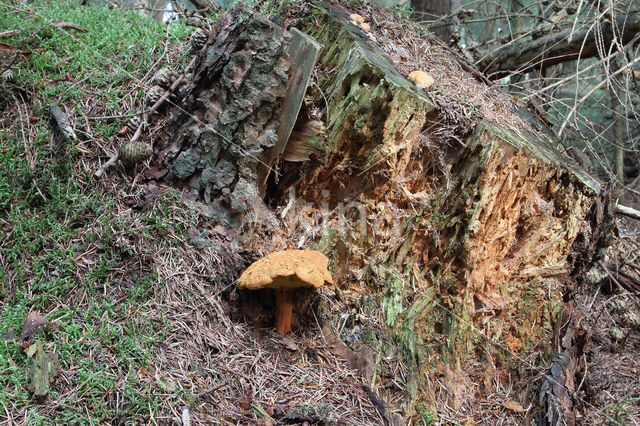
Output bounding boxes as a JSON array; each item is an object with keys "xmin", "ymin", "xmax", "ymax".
[
  {"xmin": 521, "ymin": 35, "xmax": 639, "ymax": 102},
  {"xmin": 558, "ymin": 55, "xmax": 640, "ymax": 137},
  {"xmin": 0, "ymin": 30, "xmax": 20, "ymax": 38},
  {"xmin": 50, "ymin": 104, "xmax": 77, "ymax": 141},
  {"xmin": 599, "ymin": 260, "xmax": 640, "ymax": 294},
  {"xmin": 615, "ymin": 203, "xmax": 640, "ymax": 221},
  {"xmin": 0, "ymin": 22, "xmax": 87, "ymax": 39},
  {"xmin": 49, "ymin": 22, "xmax": 88, "ymax": 32},
  {"xmin": 195, "ymin": 380, "xmax": 227, "ymax": 398}
]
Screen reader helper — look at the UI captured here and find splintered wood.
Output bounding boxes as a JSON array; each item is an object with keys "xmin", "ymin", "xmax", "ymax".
[
  {"xmin": 268, "ymin": 2, "xmax": 600, "ymax": 411},
  {"xmin": 461, "ymin": 124, "xmax": 596, "ymax": 303}
]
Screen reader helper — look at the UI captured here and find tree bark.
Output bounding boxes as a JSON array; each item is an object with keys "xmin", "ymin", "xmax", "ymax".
[{"xmin": 161, "ymin": 5, "xmax": 291, "ymax": 224}]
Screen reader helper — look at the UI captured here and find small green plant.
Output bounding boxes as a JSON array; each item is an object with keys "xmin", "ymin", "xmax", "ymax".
[
  {"xmin": 602, "ymin": 396, "xmax": 640, "ymax": 425},
  {"xmin": 416, "ymin": 402, "xmax": 436, "ymax": 425}
]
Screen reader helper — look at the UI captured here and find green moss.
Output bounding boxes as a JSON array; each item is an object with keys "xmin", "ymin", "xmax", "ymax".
[
  {"xmin": 0, "ymin": 0, "xmax": 192, "ymax": 422},
  {"xmin": 0, "ymin": 0, "xmax": 190, "ymax": 106}
]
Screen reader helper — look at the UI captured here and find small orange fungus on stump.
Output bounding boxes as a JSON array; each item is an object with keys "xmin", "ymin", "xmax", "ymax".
[
  {"xmin": 349, "ymin": 13, "xmax": 365, "ymax": 24},
  {"xmin": 408, "ymin": 70, "xmax": 434, "ymax": 89}
]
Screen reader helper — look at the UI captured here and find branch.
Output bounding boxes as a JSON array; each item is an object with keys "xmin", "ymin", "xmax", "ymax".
[
  {"xmin": 49, "ymin": 104, "xmax": 77, "ymax": 141},
  {"xmin": 557, "ymin": 54, "xmax": 640, "ymax": 136},
  {"xmin": 0, "ymin": 22, "xmax": 87, "ymax": 38},
  {"xmin": 616, "ymin": 203, "xmax": 640, "ymax": 221},
  {"xmin": 476, "ymin": 11, "xmax": 640, "ymax": 79}
]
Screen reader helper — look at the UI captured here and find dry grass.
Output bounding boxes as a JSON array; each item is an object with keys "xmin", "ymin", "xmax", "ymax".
[{"xmin": 124, "ymin": 195, "xmax": 386, "ymax": 424}]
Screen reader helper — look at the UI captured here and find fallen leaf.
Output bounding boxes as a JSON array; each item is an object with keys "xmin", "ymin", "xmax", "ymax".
[
  {"xmin": 503, "ymin": 400, "xmax": 525, "ymax": 413},
  {"xmin": 238, "ymin": 395, "xmax": 252, "ymax": 410},
  {"xmin": 145, "ymin": 165, "xmax": 168, "ymax": 180},
  {"xmin": 0, "ymin": 42, "xmax": 21, "ymax": 53},
  {"xmin": 117, "ymin": 125, "xmax": 130, "ymax": 136},
  {"xmin": 321, "ymin": 325, "xmax": 374, "ymax": 384},
  {"xmin": 138, "ymin": 366, "xmax": 148, "ymax": 378},
  {"xmin": 281, "ymin": 336, "xmax": 298, "ymax": 351},
  {"xmin": 26, "ymin": 340, "xmax": 60, "ymax": 399},
  {"xmin": 22, "ymin": 312, "xmax": 48, "ymax": 340}
]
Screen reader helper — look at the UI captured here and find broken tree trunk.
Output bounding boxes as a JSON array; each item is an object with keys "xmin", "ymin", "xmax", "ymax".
[
  {"xmin": 157, "ymin": 1, "xmax": 603, "ymax": 420},
  {"xmin": 162, "ymin": 6, "xmax": 292, "ymax": 222}
]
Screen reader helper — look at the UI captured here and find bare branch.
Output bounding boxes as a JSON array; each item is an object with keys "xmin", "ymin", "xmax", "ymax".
[{"xmin": 476, "ymin": 11, "xmax": 640, "ymax": 78}]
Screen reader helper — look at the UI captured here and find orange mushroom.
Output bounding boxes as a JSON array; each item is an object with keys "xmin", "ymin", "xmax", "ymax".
[
  {"xmin": 237, "ymin": 250, "xmax": 333, "ymax": 334},
  {"xmin": 408, "ymin": 70, "xmax": 435, "ymax": 89},
  {"xmin": 350, "ymin": 13, "xmax": 365, "ymax": 24}
]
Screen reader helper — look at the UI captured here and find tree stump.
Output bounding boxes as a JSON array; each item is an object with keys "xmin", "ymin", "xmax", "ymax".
[{"xmin": 159, "ymin": 1, "xmax": 603, "ymax": 416}]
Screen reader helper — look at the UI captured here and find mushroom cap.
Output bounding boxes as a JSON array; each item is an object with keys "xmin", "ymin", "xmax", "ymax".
[
  {"xmin": 408, "ymin": 70, "xmax": 434, "ymax": 89},
  {"xmin": 237, "ymin": 250, "xmax": 333, "ymax": 290},
  {"xmin": 350, "ymin": 13, "xmax": 365, "ymax": 24}
]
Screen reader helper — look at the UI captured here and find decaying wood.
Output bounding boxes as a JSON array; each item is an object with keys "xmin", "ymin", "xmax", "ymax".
[
  {"xmin": 156, "ymin": 2, "xmax": 606, "ymax": 420},
  {"xmin": 536, "ymin": 304, "xmax": 579, "ymax": 425},
  {"xmin": 282, "ymin": 5, "xmax": 599, "ymax": 397},
  {"xmin": 257, "ymin": 27, "xmax": 323, "ymax": 194},
  {"xmin": 49, "ymin": 104, "xmax": 77, "ymax": 141}
]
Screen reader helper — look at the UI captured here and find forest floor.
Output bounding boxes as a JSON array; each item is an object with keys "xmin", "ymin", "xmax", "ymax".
[
  {"xmin": 1, "ymin": 0, "xmax": 639, "ymax": 424},
  {"xmin": 572, "ymin": 217, "xmax": 640, "ymax": 424}
]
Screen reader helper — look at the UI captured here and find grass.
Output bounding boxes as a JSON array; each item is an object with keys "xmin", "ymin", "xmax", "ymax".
[
  {"xmin": 0, "ymin": 0, "xmax": 194, "ymax": 422},
  {"xmin": 603, "ymin": 396, "xmax": 640, "ymax": 425},
  {"xmin": 1, "ymin": 0, "xmax": 190, "ymax": 104},
  {"xmin": 416, "ymin": 402, "xmax": 436, "ymax": 425}
]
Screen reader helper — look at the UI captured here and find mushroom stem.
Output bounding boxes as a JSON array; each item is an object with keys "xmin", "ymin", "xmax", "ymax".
[{"xmin": 274, "ymin": 288, "xmax": 294, "ymax": 334}]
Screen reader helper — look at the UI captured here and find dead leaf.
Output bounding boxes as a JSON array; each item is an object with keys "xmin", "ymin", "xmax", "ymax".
[
  {"xmin": 22, "ymin": 312, "xmax": 48, "ymax": 340},
  {"xmin": 26, "ymin": 340, "xmax": 60, "ymax": 399},
  {"xmin": 238, "ymin": 395, "xmax": 252, "ymax": 410},
  {"xmin": 117, "ymin": 125, "xmax": 130, "ymax": 136},
  {"xmin": 0, "ymin": 42, "xmax": 21, "ymax": 53},
  {"xmin": 145, "ymin": 165, "xmax": 168, "ymax": 180},
  {"xmin": 321, "ymin": 325, "xmax": 374, "ymax": 384},
  {"xmin": 281, "ymin": 336, "xmax": 298, "ymax": 351},
  {"xmin": 503, "ymin": 400, "xmax": 525, "ymax": 413}
]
